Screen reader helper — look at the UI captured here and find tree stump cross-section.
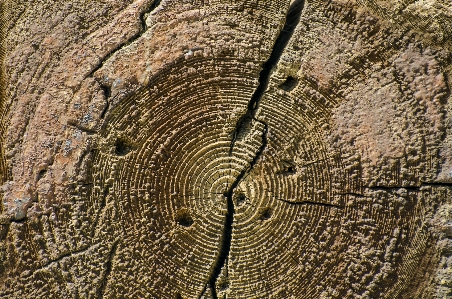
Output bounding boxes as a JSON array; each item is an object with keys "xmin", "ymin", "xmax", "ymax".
[{"xmin": 1, "ymin": 0, "xmax": 452, "ymax": 298}]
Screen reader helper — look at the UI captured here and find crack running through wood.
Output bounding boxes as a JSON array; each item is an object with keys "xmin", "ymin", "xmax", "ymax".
[
  {"xmin": 88, "ymin": 0, "xmax": 161, "ymax": 118},
  {"xmin": 97, "ymin": 240, "xmax": 119, "ymax": 299},
  {"xmin": 367, "ymin": 181, "xmax": 452, "ymax": 192},
  {"xmin": 229, "ymin": 0, "xmax": 305, "ymax": 155},
  {"xmin": 88, "ymin": 0, "xmax": 161, "ymax": 79},
  {"xmin": 201, "ymin": 1, "xmax": 305, "ymax": 298}
]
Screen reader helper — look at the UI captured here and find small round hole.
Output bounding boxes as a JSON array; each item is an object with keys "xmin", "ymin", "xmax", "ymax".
[
  {"xmin": 237, "ymin": 193, "xmax": 246, "ymax": 201},
  {"xmin": 279, "ymin": 76, "xmax": 298, "ymax": 91},
  {"xmin": 281, "ymin": 161, "xmax": 296, "ymax": 175},
  {"xmin": 175, "ymin": 209, "xmax": 194, "ymax": 227},
  {"xmin": 114, "ymin": 138, "xmax": 132, "ymax": 156},
  {"xmin": 260, "ymin": 207, "xmax": 272, "ymax": 220},
  {"xmin": 234, "ymin": 192, "xmax": 246, "ymax": 205}
]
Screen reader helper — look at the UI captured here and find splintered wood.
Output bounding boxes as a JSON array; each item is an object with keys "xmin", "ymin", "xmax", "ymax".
[{"xmin": 0, "ymin": 0, "xmax": 452, "ymax": 298}]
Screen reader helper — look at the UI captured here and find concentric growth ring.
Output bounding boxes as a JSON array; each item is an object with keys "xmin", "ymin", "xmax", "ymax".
[
  {"xmin": 92, "ymin": 57, "xmax": 279, "ymax": 297},
  {"xmin": 90, "ymin": 53, "xmax": 427, "ymax": 298}
]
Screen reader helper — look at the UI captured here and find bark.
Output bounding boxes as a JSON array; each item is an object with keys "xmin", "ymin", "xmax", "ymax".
[{"xmin": 0, "ymin": 0, "xmax": 452, "ymax": 298}]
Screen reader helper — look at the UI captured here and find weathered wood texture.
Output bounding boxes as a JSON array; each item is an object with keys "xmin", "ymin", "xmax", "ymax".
[{"xmin": 0, "ymin": 0, "xmax": 452, "ymax": 298}]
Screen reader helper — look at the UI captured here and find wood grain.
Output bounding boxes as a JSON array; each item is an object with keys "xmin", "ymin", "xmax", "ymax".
[{"xmin": 0, "ymin": 0, "xmax": 451, "ymax": 298}]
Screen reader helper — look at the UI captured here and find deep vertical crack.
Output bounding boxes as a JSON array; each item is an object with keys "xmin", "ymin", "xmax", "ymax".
[
  {"xmin": 201, "ymin": 1, "xmax": 305, "ymax": 297},
  {"xmin": 201, "ymin": 123, "xmax": 268, "ymax": 299},
  {"xmin": 229, "ymin": 0, "xmax": 305, "ymax": 155}
]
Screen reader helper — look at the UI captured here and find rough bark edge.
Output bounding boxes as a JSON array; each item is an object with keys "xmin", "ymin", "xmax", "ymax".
[
  {"xmin": 0, "ymin": 1, "xmax": 8, "ymax": 213},
  {"xmin": 0, "ymin": 1, "xmax": 9, "ymax": 278}
]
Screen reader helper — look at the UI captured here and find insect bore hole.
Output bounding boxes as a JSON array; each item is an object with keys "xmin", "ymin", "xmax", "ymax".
[
  {"xmin": 175, "ymin": 209, "xmax": 194, "ymax": 227},
  {"xmin": 279, "ymin": 76, "xmax": 298, "ymax": 91},
  {"xmin": 114, "ymin": 138, "xmax": 132, "ymax": 156},
  {"xmin": 260, "ymin": 207, "xmax": 273, "ymax": 220}
]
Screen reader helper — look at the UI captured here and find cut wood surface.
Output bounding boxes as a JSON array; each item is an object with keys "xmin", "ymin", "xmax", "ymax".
[{"xmin": 0, "ymin": 0, "xmax": 452, "ymax": 298}]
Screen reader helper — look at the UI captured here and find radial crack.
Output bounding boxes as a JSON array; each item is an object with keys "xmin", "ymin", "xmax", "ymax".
[
  {"xmin": 200, "ymin": 121, "xmax": 268, "ymax": 299},
  {"xmin": 88, "ymin": 0, "xmax": 161, "ymax": 79},
  {"xmin": 202, "ymin": 1, "xmax": 305, "ymax": 297},
  {"xmin": 80, "ymin": 0, "xmax": 162, "ymax": 122},
  {"xmin": 229, "ymin": 0, "xmax": 305, "ymax": 155},
  {"xmin": 366, "ymin": 181, "xmax": 452, "ymax": 192},
  {"xmin": 98, "ymin": 240, "xmax": 119, "ymax": 299}
]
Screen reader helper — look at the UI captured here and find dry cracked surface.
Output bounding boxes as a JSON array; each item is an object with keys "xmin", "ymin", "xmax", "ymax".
[{"xmin": 1, "ymin": 0, "xmax": 452, "ymax": 298}]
